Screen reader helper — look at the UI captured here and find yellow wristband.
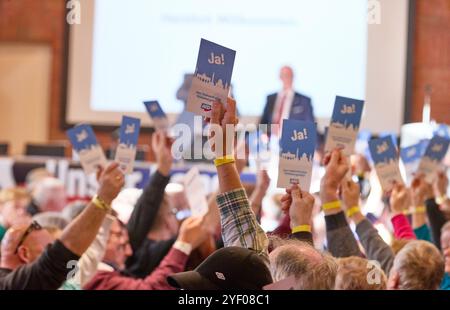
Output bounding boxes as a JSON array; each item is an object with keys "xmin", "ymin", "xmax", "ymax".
[
  {"xmin": 436, "ymin": 195, "xmax": 447, "ymax": 205},
  {"xmin": 346, "ymin": 206, "xmax": 361, "ymax": 218},
  {"xmin": 322, "ymin": 200, "xmax": 341, "ymax": 211},
  {"xmin": 402, "ymin": 209, "xmax": 412, "ymax": 215},
  {"xmin": 92, "ymin": 195, "xmax": 111, "ymax": 211},
  {"xmin": 414, "ymin": 206, "xmax": 426, "ymax": 214},
  {"xmin": 292, "ymin": 225, "xmax": 311, "ymax": 234},
  {"xmin": 214, "ymin": 155, "xmax": 235, "ymax": 167}
]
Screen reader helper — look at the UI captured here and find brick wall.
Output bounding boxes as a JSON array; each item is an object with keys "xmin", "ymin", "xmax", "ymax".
[{"xmin": 410, "ymin": 0, "xmax": 450, "ymax": 123}]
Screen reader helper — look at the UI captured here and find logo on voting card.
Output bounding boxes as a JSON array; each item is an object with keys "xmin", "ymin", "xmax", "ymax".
[{"xmin": 201, "ymin": 103, "xmax": 212, "ymax": 112}]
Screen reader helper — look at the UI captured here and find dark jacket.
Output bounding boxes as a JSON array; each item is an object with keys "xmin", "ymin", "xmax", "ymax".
[
  {"xmin": 260, "ymin": 92, "xmax": 315, "ymax": 135},
  {"xmin": 0, "ymin": 240, "xmax": 79, "ymax": 290},
  {"xmin": 125, "ymin": 170, "xmax": 173, "ymax": 278}
]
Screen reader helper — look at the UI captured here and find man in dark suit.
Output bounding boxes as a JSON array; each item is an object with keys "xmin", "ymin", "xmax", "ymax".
[{"xmin": 260, "ymin": 66, "xmax": 315, "ymax": 136}]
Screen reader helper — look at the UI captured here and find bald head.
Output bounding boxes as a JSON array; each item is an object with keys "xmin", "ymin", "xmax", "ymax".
[
  {"xmin": 279, "ymin": 66, "xmax": 294, "ymax": 90},
  {"xmin": 1, "ymin": 223, "xmax": 54, "ymax": 270}
]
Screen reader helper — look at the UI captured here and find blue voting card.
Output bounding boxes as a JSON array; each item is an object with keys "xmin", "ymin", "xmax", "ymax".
[
  {"xmin": 144, "ymin": 100, "xmax": 169, "ymax": 131},
  {"xmin": 418, "ymin": 135, "xmax": 450, "ymax": 182},
  {"xmin": 324, "ymin": 96, "xmax": 364, "ymax": 156},
  {"xmin": 187, "ymin": 38, "xmax": 236, "ymax": 117},
  {"xmin": 67, "ymin": 124, "xmax": 107, "ymax": 174},
  {"xmin": 277, "ymin": 120, "xmax": 316, "ymax": 190},
  {"xmin": 400, "ymin": 141, "xmax": 427, "ymax": 185},
  {"xmin": 369, "ymin": 136, "xmax": 403, "ymax": 191},
  {"xmin": 115, "ymin": 116, "xmax": 141, "ymax": 174},
  {"xmin": 401, "ymin": 142, "xmax": 426, "ymax": 164},
  {"xmin": 434, "ymin": 124, "xmax": 450, "ymax": 139}
]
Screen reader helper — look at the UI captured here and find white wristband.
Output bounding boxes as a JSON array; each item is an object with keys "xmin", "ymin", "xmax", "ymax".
[{"xmin": 173, "ymin": 240, "xmax": 193, "ymax": 256}]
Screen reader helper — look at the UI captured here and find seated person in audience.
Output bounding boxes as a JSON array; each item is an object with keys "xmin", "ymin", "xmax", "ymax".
[
  {"xmin": 0, "ymin": 188, "xmax": 31, "ymax": 242},
  {"xmin": 335, "ymin": 256, "xmax": 387, "ymax": 290},
  {"xmin": 25, "ymin": 168, "xmax": 54, "ymax": 192},
  {"xmin": 0, "ymin": 162, "xmax": 124, "ymax": 289},
  {"xmin": 84, "ymin": 214, "xmax": 209, "ymax": 290},
  {"xmin": 124, "ymin": 131, "xmax": 179, "ymax": 278},
  {"xmin": 26, "ymin": 177, "xmax": 67, "ymax": 216}
]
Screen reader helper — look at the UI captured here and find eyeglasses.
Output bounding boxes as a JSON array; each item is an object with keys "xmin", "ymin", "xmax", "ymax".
[{"xmin": 14, "ymin": 221, "xmax": 43, "ymax": 254}]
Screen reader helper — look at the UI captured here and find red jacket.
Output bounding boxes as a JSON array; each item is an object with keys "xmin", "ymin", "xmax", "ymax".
[{"xmin": 83, "ymin": 248, "xmax": 188, "ymax": 290}]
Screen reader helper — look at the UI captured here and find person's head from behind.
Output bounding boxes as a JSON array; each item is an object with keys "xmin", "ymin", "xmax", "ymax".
[
  {"xmin": 388, "ymin": 240, "xmax": 444, "ymax": 290},
  {"xmin": 441, "ymin": 221, "xmax": 450, "ymax": 273},
  {"xmin": 0, "ymin": 221, "xmax": 55, "ymax": 269},
  {"xmin": 269, "ymin": 240, "xmax": 337, "ymax": 289},
  {"xmin": 32, "ymin": 177, "xmax": 67, "ymax": 213},
  {"xmin": 279, "ymin": 66, "xmax": 294, "ymax": 90},
  {"xmin": 0, "ymin": 188, "xmax": 31, "ymax": 228},
  {"xmin": 147, "ymin": 195, "xmax": 180, "ymax": 241},
  {"xmin": 335, "ymin": 256, "xmax": 387, "ymax": 290},
  {"xmin": 103, "ymin": 217, "xmax": 132, "ymax": 270},
  {"xmin": 167, "ymin": 247, "xmax": 273, "ymax": 290},
  {"xmin": 25, "ymin": 168, "xmax": 54, "ymax": 192}
]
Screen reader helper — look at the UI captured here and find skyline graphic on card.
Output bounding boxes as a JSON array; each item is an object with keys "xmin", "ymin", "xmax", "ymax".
[
  {"xmin": 115, "ymin": 116, "xmax": 141, "ymax": 174},
  {"xmin": 369, "ymin": 136, "xmax": 403, "ymax": 191},
  {"xmin": 67, "ymin": 124, "xmax": 107, "ymax": 174},
  {"xmin": 400, "ymin": 141, "xmax": 427, "ymax": 185},
  {"xmin": 324, "ymin": 96, "xmax": 364, "ymax": 156},
  {"xmin": 277, "ymin": 120, "xmax": 316, "ymax": 190},
  {"xmin": 143, "ymin": 100, "xmax": 169, "ymax": 131},
  {"xmin": 418, "ymin": 135, "xmax": 450, "ymax": 182},
  {"xmin": 187, "ymin": 38, "xmax": 236, "ymax": 117},
  {"xmin": 183, "ymin": 167, "xmax": 209, "ymax": 217}
]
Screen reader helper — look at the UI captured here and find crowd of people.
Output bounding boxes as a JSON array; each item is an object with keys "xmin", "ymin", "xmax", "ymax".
[{"xmin": 0, "ymin": 99, "xmax": 449, "ymax": 290}]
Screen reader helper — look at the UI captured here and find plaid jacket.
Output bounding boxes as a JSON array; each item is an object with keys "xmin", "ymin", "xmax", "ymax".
[{"xmin": 216, "ymin": 188, "xmax": 269, "ymax": 263}]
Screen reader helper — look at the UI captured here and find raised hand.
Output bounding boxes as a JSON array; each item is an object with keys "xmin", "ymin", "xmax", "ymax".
[
  {"xmin": 411, "ymin": 174, "xmax": 434, "ymax": 206},
  {"xmin": 209, "ymin": 97, "xmax": 238, "ymax": 158},
  {"xmin": 321, "ymin": 149, "xmax": 349, "ymax": 203},
  {"xmin": 281, "ymin": 184, "xmax": 315, "ymax": 228},
  {"xmin": 177, "ymin": 216, "xmax": 208, "ymax": 250},
  {"xmin": 434, "ymin": 170, "xmax": 448, "ymax": 199},
  {"xmin": 152, "ymin": 130, "xmax": 173, "ymax": 176},
  {"xmin": 389, "ymin": 183, "xmax": 411, "ymax": 215},
  {"xmin": 340, "ymin": 179, "xmax": 360, "ymax": 211},
  {"xmin": 97, "ymin": 162, "xmax": 125, "ymax": 205}
]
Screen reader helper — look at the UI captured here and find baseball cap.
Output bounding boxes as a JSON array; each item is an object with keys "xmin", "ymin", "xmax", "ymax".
[{"xmin": 167, "ymin": 246, "xmax": 273, "ymax": 290}]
